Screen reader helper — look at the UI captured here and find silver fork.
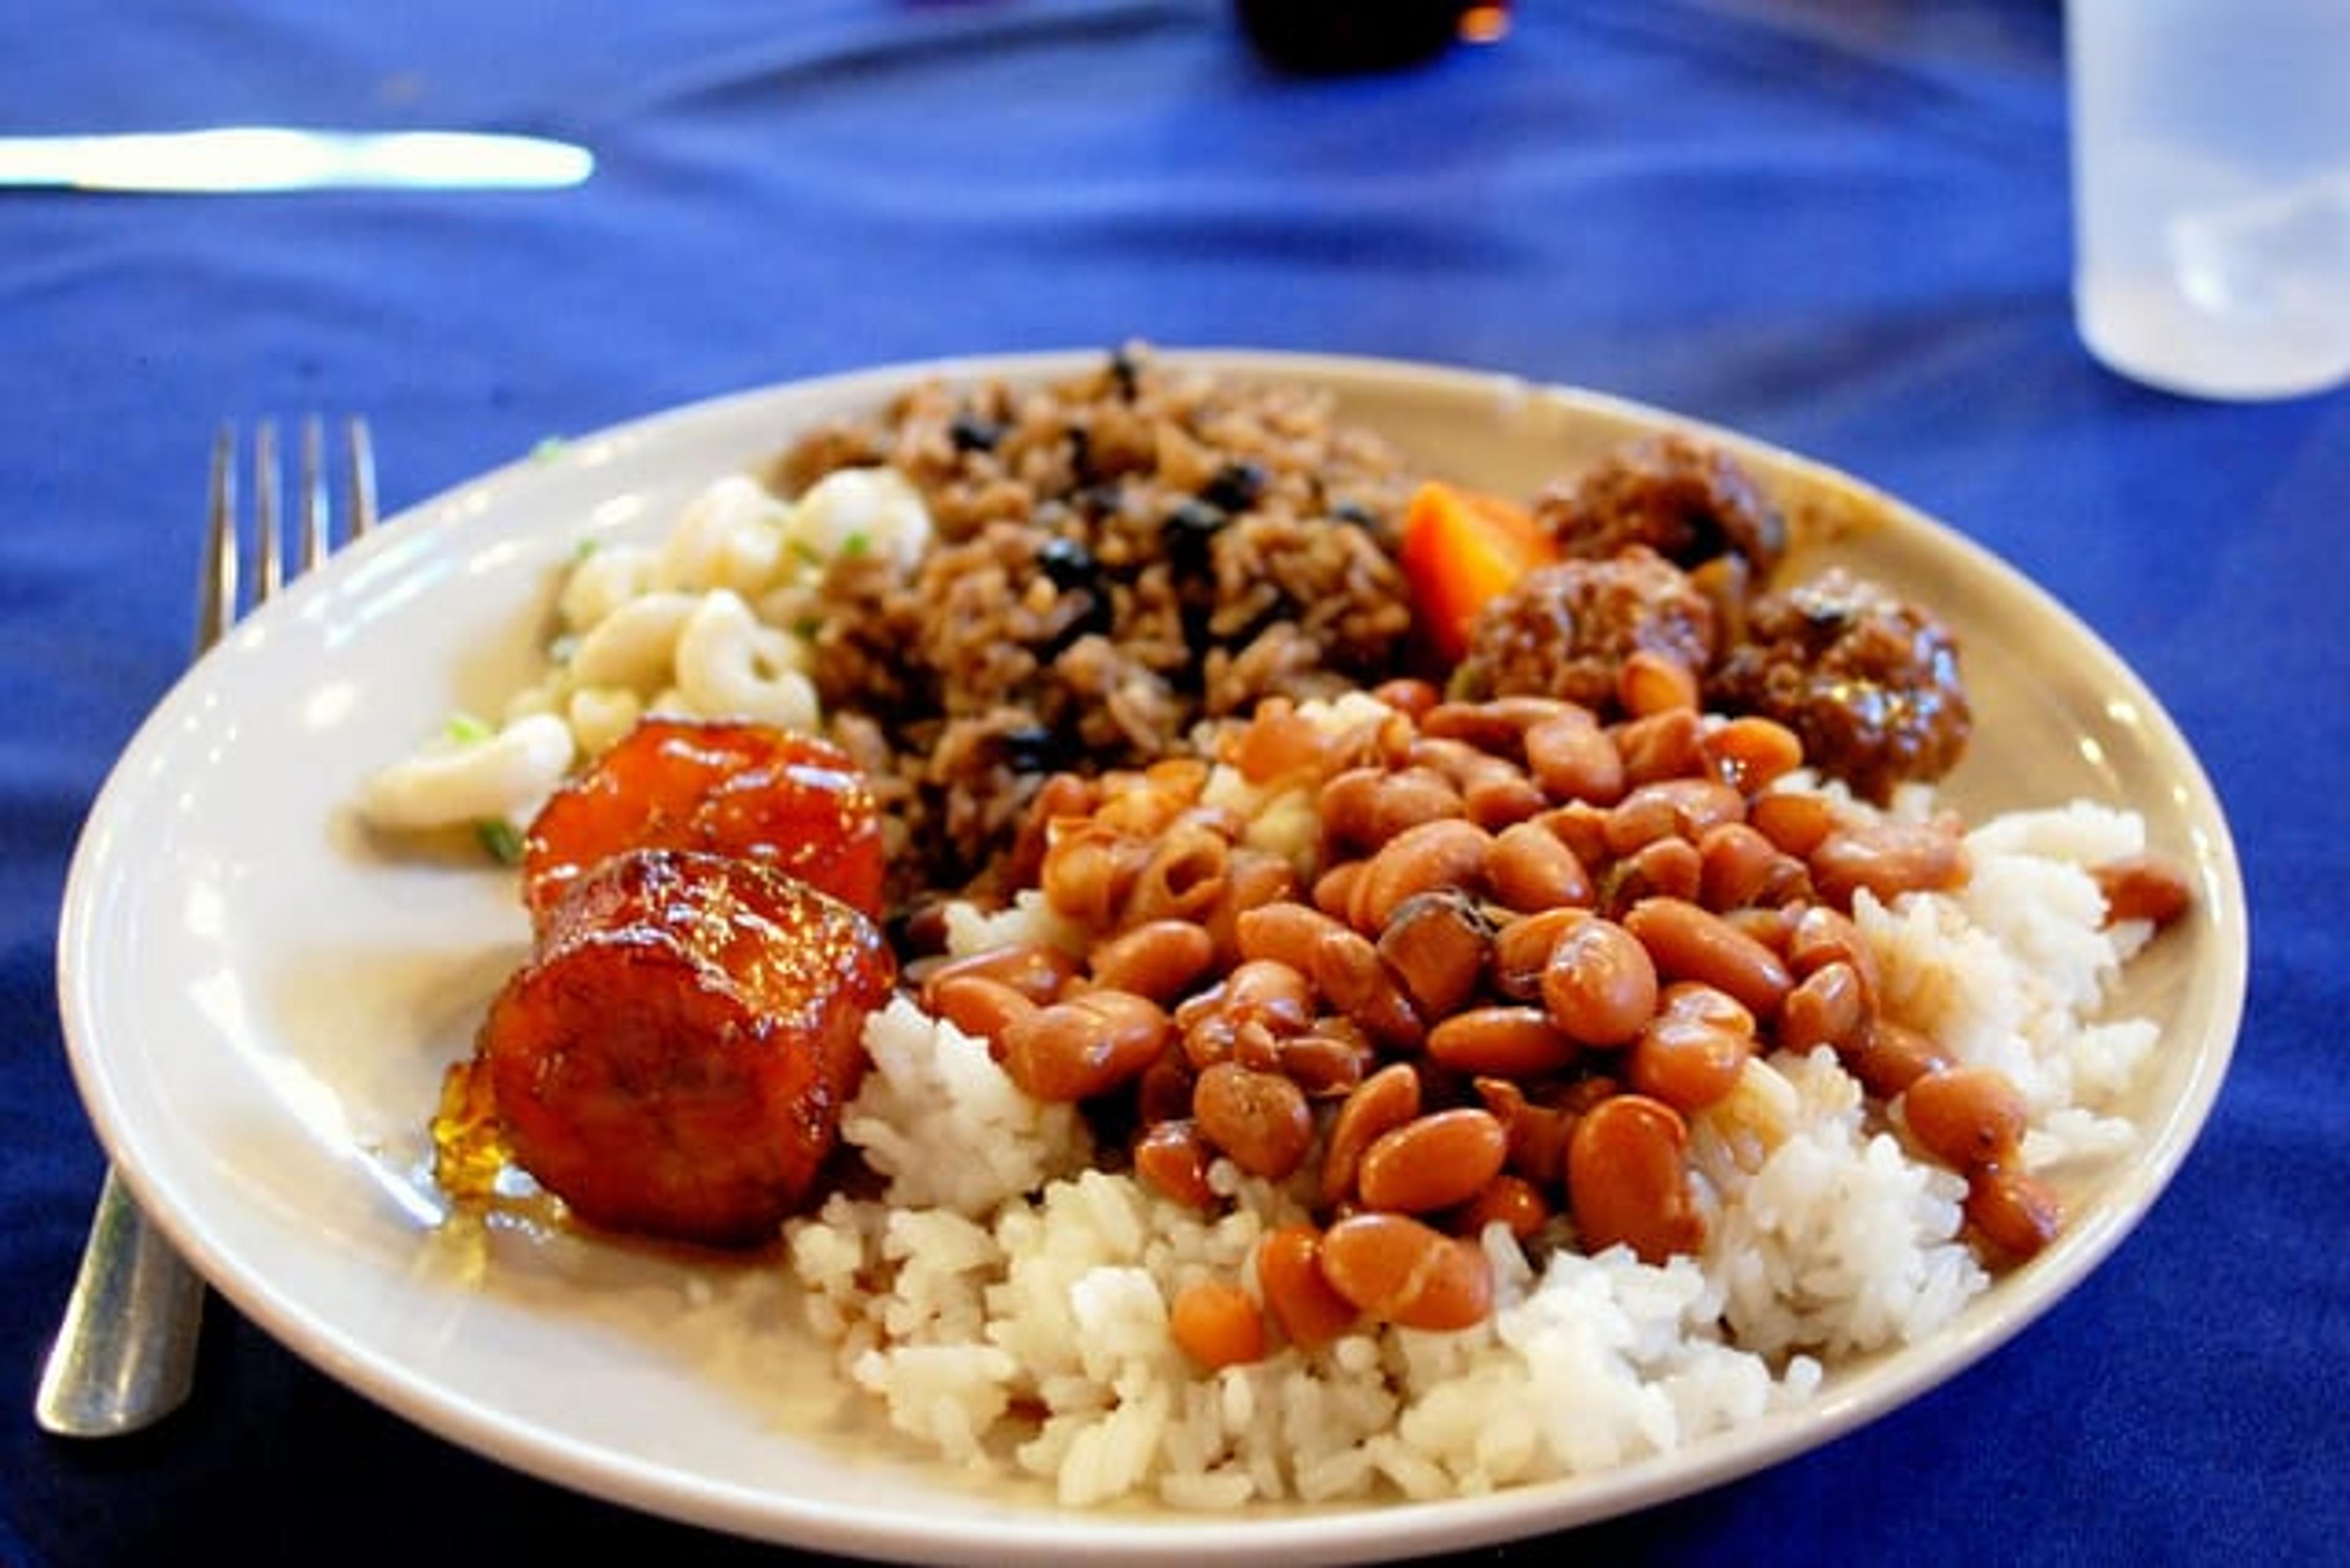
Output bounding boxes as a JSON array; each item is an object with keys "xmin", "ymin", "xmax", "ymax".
[{"xmin": 35, "ymin": 416, "xmax": 377, "ymax": 1438}]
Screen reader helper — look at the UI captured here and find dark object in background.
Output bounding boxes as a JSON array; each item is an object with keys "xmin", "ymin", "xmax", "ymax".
[{"xmin": 1235, "ymin": 0, "xmax": 1487, "ymax": 73}]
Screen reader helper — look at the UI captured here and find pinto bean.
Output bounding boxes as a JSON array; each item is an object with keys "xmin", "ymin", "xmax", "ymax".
[
  {"xmin": 1370, "ymin": 677, "xmax": 1442, "ymax": 720},
  {"xmin": 1785, "ymin": 905, "xmax": 1880, "ymax": 998},
  {"xmin": 1809, "ymin": 818, "xmax": 1970, "ymax": 908},
  {"xmin": 1311, "ymin": 927, "xmax": 1425, "ymax": 1051},
  {"xmin": 1617, "ymin": 649, "xmax": 1700, "ymax": 717},
  {"xmin": 1753, "ymin": 854, "xmax": 1815, "ymax": 906},
  {"xmin": 1457, "ymin": 758, "xmax": 1549, "ymax": 831},
  {"xmin": 1169, "ymin": 1277, "xmax": 1267, "ymax": 1370},
  {"xmin": 1235, "ymin": 899, "xmax": 1351, "ymax": 976},
  {"xmin": 1566, "ymin": 1093, "xmax": 1706, "ymax": 1263},
  {"xmin": 1179, "ymin": 1012, "xmax": 1239, "ymax": 1072},
  {"xmin": 1092, "ymin": 767, "xmax": 1206, "ymax": 837},
  {"xmin": 1601, "ymin": 788, "xmax": 1683, "ymax": 859},
  {"xmin": 1902, "ymin": 1064, "xmax": 2028, "ymax": 1170},
  {"xmin": 1255, "ymin": 1225, "xmax": 1360, "ymax": 1349},
  {"xmin": 1700, "ymin": 715, "xmax": 1806, "ymax": 794},
  {"xmin": 1234, "ymin": 1018, "xmax": 1290, "ymax": 1073},
  {"xmin": 927, "ymin": 973, "xmax": 1038, "ymax": 1049},
  {"xmin": 1622, "ymin": 896, "xmax": 1793, "ymax": 1018},
  {"xmin": 1540, "ymin": 915, "xmax": 1660, "ymax": 1047},
  {"xmin": 1449, "ymin": 1173, "xmax": 1551, "ymax": 1242},
  {"xmin": 1748, "ymin": 790, "xmax": 1836, "ymax": 857},
  {"xmin": 1474, "ymin": 1077, "xmax": 1578, "ymax": 1187},
  {"xmin": 1356, "ymin": 1108, "xmax": 1510, "ymax": 1214},
  {"xmin": 1319, "ymin": 765, "xmax": 1463, "ymax": 852},
  {"xmin": 1778, "ymin": 957, "xmax": 1871, "ymax": 1054},
  {"xmin": 1612, "ymin": 707, "xmax": 1704, "ymax": 785},
  {"xmin": 1135, "ymin": 1048, "xmax": 1196, "ymax": 1125},
  {"xmin": 1221, "ymin": 699, "xmax": 1326, "ymax": 785},
  {"xmin": 1349, "ymin": 817, "xmax": 1492, "ymax": 934},
  {"xmin": 1427, "ymin": 1006, "xmax": 1579, "ymax": 1078},
  {"xmin": 1539, "ymin": 799, "xmax": 1614, "ymax": 870},
  {"xmin": 1000, "ymin": 988, "xmax": 1171, "ymax": 1102},
  {"xmin": 1001, "ymin": 771, "xmax": 1095, "ymax": 891},
  {"xmin": 1421, "ymin": 696, "xmax": 1584, "ymax": 755},
  {"xmin": 1555, "ymin": 1074, "xmax": 1622, "ymax": 1116},
  {"xmin": 1604, "ymin": 779, "xmax": 1746, "ymax": 856},
  {"xmin": 1321, "ymin": 1061, "xmax": 1422, "ymax": 1205},
  {"xmin": 1376, "ymin": 890, "xmax": 1494, "ymax": 1019},
  {"xmin": 1368, "ymin": 706, "xmax": 1422, "ymax": 769},
  {"xmin": 1039, "ymin": 823, "xmax": 1142, "ymax": 930},
  {"xmin": 1192, "ymin": 957, "xmax": 1316, "ymax": 1036},
  {"xmin": 1087, "ymin": 919, "xmax": 1217, "ymax": 1002},
  {"xmin": 1626, "ymin": 983, "xmax": 1755, "ymax": 1113},
  {"xmin": 1841, "ymin": 1017, "xmax": 1949, "ymax": 1097},
  {"xmin": 1123, "ymin": 821, "xmax": 1231, "ymax": 927},
  {"xmin": 1664, "ymin": 980, "xmax": 1753, "ymax": 1031},
  {"xmin": 1312, "ymin": 860, "xmax": 1363, "ymax": 922},
  {"xmin": 1192, "ymin": 1060, "xmax": 1315, "ymax": 1179},
  {"xmin": 1610, "ymin": 835, "xmax": 1705, "ymax": 909},
  {"xmin": 1721, "ymin": 903, "xmax": 1796, "ymax": 954},
  {"xmin": 1488, "ymin": 819, "xmax": 1595, "ymax": 913},
  {"xmin": 1490, "ymin": 905, "xmax": 1583, "ymax": 1001},
  {"xmin": 1524, "ymin": 712, "xmax": 1627, "ymax": 805},
  {"xmin": 2094, "ymin": 853, "xmax": 2193, "ymax": 928},
  {"xmin": 1203, "ymin": 848, "xmax": 1303, "ymax": 966},
  {"xmin": 1409, "ymin": 733, "xmax": 1507, "ymax": 791},
  {"xmin": 1965, "ymin": 1162, "xmax": 2062, "ymax": 1261},
  {"xmin": 1695, "ymin": 821, "xmax": 1787, "ymax": 911},
  {"xmin": 919, "ymin": 941, "xmax": 1080, "ymax": 1008},
  {"xmin": 1133, "ymin": 1119, "xmax": 1217, "ymax": 1208},
  {"xmin": 1318, "ymin": 1212, "xmax": 1495, "ymax": 1331},
  {"xmin": 1278, "ymin": 1028, "xmax": 1374, "ymax": 1098}
]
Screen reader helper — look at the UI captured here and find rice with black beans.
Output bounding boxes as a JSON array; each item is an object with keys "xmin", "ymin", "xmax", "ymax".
[{"xmin": 780, "ymin": 348, "xmax": 1418, "ymax": 903}]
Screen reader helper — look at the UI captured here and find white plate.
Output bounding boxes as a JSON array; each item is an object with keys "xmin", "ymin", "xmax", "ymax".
[{"xmin": 57, "ymin": 351, "xmax": 2248, "ymax": 1564}]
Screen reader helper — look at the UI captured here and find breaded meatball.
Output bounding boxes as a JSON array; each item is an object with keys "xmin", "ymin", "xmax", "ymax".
[
  {"xmin": 1452, "ymin": 545, "xmax": 1717, "ymax": 712},
  {"xmin": 1532, "ymin": 433, "xmax": 1787, "ymax": 582},
  {"xmin": 1706, "ymin": 567, "xmax": 1970, "ymax": 802}
]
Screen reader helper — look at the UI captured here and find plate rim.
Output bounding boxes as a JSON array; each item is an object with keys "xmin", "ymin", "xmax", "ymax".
[{"xmin": 54, "ymin": 346, "xmax": 2250, "ymax": 1564}]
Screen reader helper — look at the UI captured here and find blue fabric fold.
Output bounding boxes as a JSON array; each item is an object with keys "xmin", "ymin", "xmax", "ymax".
[{"xmin": 2, "ymin": 3, "xmax": 2343, "ymax": 1565}]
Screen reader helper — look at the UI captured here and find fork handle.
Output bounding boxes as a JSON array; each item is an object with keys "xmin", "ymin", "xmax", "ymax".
[{"xmin": 35, "ymin": 1165, "xmax": 206, "ymax": 1436}]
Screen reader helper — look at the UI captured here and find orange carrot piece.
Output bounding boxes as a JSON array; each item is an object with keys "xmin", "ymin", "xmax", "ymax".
[{"xmin": 1397, "ymin": 480, "xmax": 1556, "ymax": 664}]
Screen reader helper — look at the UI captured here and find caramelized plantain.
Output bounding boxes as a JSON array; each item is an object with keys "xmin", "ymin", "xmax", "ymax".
[
  {"xmin": 520, "ymin": 718, "xmax": 886, "ymax": 929},
  {"xmin": 475, "ymin": 847, "xmax": 895, "ymax": 1247}
]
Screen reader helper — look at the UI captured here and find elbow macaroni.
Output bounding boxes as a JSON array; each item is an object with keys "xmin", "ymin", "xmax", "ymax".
[
  {"xmin": 781, "ymin": 465, "xmax": 931, "ymax": 574},
  {"xmin": 556, "ymin": 541, "xmax": 658, "ymax": 632},
  {"xmin": 673, "ymin": 589, "xmax": 819, "ymax": 732},
  {"xmin": 564, "ymin": 590, "xmax": 701, "ymax": 693},
  {"xmin": 652, "ymin": 474, "xmax": 791, "ymax": 596},
  {"xmin": 360, "ymin": 466, "xmax": 931, "ymax": 837},
  {"xmin": 564, "ymin": 686, "xmax": 645, "ymax": 757},
  {"xmin": 359, "ymin": 712, "xmax": 576, "ymax": 831}
]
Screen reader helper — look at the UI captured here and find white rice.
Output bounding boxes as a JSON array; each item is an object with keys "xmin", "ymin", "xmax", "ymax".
[{"xmin": 780, "ymin": 794, "xmax": 2163, "ymax": 1508}]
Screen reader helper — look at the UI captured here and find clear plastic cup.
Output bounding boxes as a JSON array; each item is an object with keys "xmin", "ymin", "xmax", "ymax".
[{"xmin": 2068, "ymin": 0, "xmax": 2350, "ymax": 400}]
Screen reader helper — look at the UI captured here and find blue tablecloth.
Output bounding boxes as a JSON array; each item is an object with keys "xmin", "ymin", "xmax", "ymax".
[{"xmin": 5, "ymin": 3, "xmax": 2343, "ymax": 1564}]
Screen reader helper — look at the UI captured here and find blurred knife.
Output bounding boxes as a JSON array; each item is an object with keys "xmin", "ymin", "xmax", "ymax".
[{"xmin": 0, "ymin": 127, "xmax": 594, "ymax": 193}]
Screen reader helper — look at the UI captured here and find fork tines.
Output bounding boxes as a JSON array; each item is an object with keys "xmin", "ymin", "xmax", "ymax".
[{"xmin": 203, "ymin": 416, "xmax": 377, "ymax": 648}]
